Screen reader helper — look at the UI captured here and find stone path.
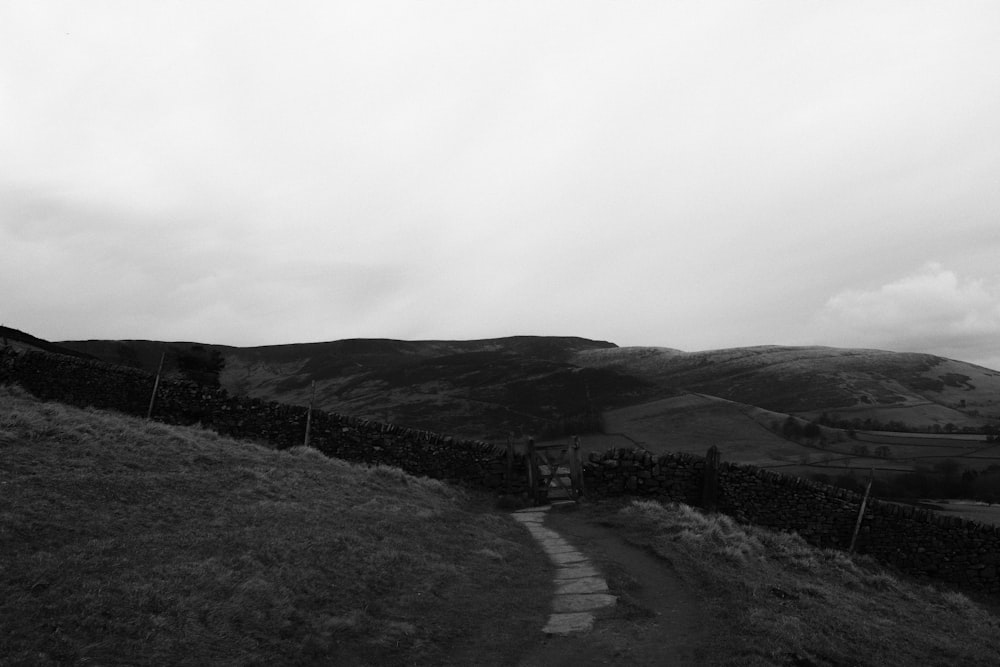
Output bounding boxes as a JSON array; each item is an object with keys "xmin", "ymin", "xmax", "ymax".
[{"xmin": 511, "ymin": 505, "xmax": 617, "ymax": 635}]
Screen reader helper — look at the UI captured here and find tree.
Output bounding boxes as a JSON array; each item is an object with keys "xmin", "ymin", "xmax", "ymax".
[
  {"xmin": 782, "ymin": 416, "xmax": 804, "ymax": 439},
  {"xmin": 171, "ymin": 345, "xmax": 225, "ymax": 387}
]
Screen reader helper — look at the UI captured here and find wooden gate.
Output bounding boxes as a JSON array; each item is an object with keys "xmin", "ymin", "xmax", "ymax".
[{"xmin": 526, "ymin": 437, "xmax": 584, "ymax": 505}]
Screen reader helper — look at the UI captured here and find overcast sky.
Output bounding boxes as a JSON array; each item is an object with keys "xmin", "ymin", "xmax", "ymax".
[{"xmin": 2, "ymin": 1, "xmax": 999, "ymax": 369}]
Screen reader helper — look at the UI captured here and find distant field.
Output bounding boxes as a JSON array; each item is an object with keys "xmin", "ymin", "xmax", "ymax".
[
  {"xmin": 845, "ymin": 431, "xmax": 1000, "ymax": 469},
  {"xmin": 558, "ymin": 395, "xmax": 1000, "ymax": 481},
  {"xmin": 591, "ymin": 393, "xmax": 816, "ymax": 466},
  {"xmin": 925, "ymin": 501, "xmax": 1000, "ymax": 528}
]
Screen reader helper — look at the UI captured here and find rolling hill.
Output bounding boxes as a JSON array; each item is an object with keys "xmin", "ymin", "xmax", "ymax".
[
  {"xmin": 52, "ymin": 335, "xmax": 1000, "ymax": 471},
  {"xmin": 7, "ymin": 380, "xmax": 1000, "ymax": 665},
  {"xmin": 59, "ymin": 336, "xmax": 655, "ymax": 440},
  {"xmin": 573, "ymin": 345, "xmax": 1000, "ymax": 423}
]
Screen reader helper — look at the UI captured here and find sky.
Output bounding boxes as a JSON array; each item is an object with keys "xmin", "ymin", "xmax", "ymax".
[{"xmin": 2, "ymin": 1, "xmax": 1000, "ymax": 369}]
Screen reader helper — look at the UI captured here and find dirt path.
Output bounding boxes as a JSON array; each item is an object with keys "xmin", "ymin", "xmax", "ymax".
[{"xmin": 518, "ymin": 506, "xmax": 716, "ymax": 666}]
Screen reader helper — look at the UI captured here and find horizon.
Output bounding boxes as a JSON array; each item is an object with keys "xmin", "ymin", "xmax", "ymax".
[
  {"xmin": 7, "ymin": 322, "xmax": 998, "ymax": 372},
  {"xmin": 3, "ymin": 2, "xmax": 999, "ymax": 371}
]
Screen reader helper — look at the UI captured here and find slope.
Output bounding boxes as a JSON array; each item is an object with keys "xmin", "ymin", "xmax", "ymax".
[
  {"xmin": 60, "ymin": 336, "xmax": 652, "ymax": 440},
  {"xmin": 0, "ymin": 386, "xmax": 549, "ymax": 666},
  {"xmin": 575, "ymin": 345, "xmax": 1000, "ymax": 430}
]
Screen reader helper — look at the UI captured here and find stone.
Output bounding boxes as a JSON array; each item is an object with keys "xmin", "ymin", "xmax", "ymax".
[
  {"xmin": 542, "ymin": 612, "xmax": 594, "ymax": 635},
  {"xmin": 556, "ymin": 577, "xmax": 609, "ymax": 595},
  {"xmin": 540, "ymin": 539, "xmax": 577, "ymax": 554},
  {"xmin": 549, "ymin": 550, "xmax": 588, "ymax": 565},
  {"xmin": 552, "ymin": 593, "xmax": 617, "ymax": 613},
  {"xmin": 554, "ymin": 564, "xmax": 601, "ymax": 579}
]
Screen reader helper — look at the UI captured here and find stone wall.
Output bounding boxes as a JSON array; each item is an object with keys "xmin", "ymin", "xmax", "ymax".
[
  {"xmin": 582, "ymin": 448, "xmax": 704, "ymax": 505},
  {"xmin": 581, "ymin": 445, "xmax": 1000, "ymax": 594},
  {"xmin": 0, "ymin": 348, "xmax": 527, "ymax": 493},
  {"xmin": 6, "ymin": 345, "xmax": 1000, "ymax": 594}
]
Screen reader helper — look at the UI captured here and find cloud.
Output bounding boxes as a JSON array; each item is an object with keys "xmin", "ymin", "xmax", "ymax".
[{"xmin": 811, "ymin": 263, "xmax": 1000, "ymax": 369}]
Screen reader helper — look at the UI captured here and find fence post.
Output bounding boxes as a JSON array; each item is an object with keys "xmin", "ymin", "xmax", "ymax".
[
  {"xmin": 146, "ymin": 351, "xmax": 166, "ymax": 420},
  {"xmin": 303, "ymin": 381, "xmax": 316, "ymax": 448},
  {"xmin": 569, "ymin": 435, "xmax": 583, "ymax": 499},
  {"xmin": 506, "ymin": 432, "xmax": 514, "ymax": 495},
  {"xmin": 702, "ymin": 445, "xmax": 720, "ymax": 512},
  {"xmin": 849, "ymin": 468, "xmax": 874, "ymax": 553},
  {"xmin": 526, "ymin": 437, "xmax": 538, "ymax": 505}
]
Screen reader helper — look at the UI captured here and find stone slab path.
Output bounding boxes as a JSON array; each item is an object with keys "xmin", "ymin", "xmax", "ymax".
[
  {"xmin": 512, "ymin": 505, "xmax": 617, "ymax": 635},
  {"xmin": 517, "ymin": 505, "xmax": 714, "ymax": 666}
]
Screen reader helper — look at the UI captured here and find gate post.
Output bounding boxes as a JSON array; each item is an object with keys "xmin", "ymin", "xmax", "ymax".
[
  {"xmin": 702, "ymin": 445, "xmax": 720, "ymax": 512},
  {"xmin": 526, "ymin": 438, "xmax": 539, "ymax": 505}
]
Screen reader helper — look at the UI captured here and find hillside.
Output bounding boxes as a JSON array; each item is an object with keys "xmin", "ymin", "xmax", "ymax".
[
  {"xmin": 0, "ymin": 386, "xmax": 549, "ymax": 665},
  {"xmin": 585, "ymin": 392, "xmax": 812, "ymax": 465},
  {"xmin": 603, "ymin": 501, "xmax": 1000, "ymax": 666},
  {"xmin": 575, "ymin": 345, "xmax": 1000, "ymax": 430},
  {"xmin": 0, "ymin": 325, "xmax": 96, "ymax": 359},
  {"xmin": 55, "ymin": 335, "xmax": 1000, "ymax": 464},
  {"xmin": 60, "ymin": 336, "xmax": 654, "ymax": 440}
]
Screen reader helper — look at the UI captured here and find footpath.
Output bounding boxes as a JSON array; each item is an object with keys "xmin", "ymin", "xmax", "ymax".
[
  {"xmin": 511, "ymin": 505, "xmax": 618, "ymax": 634},
  {"xmin": 513, "ymin": 503, "xmax": 715, "ymax": 666}
]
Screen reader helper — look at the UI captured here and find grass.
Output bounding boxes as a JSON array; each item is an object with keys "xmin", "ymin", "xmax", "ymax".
[
  {"xmin": 602, "ymin": 500, "xmax": 1000, "ymax": 666},
  {"xmin": 0, "ymin": 385, "xmax": 550, "ymax": 666}
]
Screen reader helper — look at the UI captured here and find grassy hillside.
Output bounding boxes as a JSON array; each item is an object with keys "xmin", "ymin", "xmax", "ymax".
[
  {"xmin": 590, "ymin": 393, "xmax": 811, "ymax": 465},
  {"xmin": 0, "ymin": 325, "xmax": 96, "ymax": 360},
  {"xmin": 61, "ymin": 336, "xmax": 1000, "ymax": 442},
  {"xmin": 60, "ymin": 336, "xmax": 648, "ymax": 441},
  {"xmin": 575, "ymin": 345, "xmax": 1000, "ymax": 430},
  {"xmin": 604, "ymin": 500, "xmax": 1000, "ymax": 666},
  {"xmin": 0, "ymin": 386, "xmax": 549, "ymax": 666},
  {"xmin": 48, "ymin": 333, "xmax": 1000, "ymax": 485}
]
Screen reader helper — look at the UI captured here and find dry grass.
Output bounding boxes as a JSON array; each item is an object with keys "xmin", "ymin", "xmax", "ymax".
[
  {"xmin": 0, "ymin": 385, "xmax": 550, "ymax": 666},
  {"xmin": 605, "ymin": 500, "xmax": 1000, "ymax": 666}
]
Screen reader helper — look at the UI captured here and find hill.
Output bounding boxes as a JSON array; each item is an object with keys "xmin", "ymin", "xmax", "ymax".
[
  {"xmin": 54, "ymin": 335, "xmax": 1000, "ymax": 473},
  {"xmin": 6, "ymin": 386, "xmax": 1000, "ymax": 665},
  {"xmin": 0, "ymin": 325, "xmax": 95, "ymax": 359},
  {"xmin": 577, "ymin": 392, "xmax": 812, "ymax": 465},
  {"xmin": 574, "ymin": 344, "xmax": 1000, "ymax": 428},
  {"xmin": 0, "ymin": 385, "xmax": 549, "ymax": 665},
  {"xmin": 60, "ymin": 336, "xmax": 654, "ymax": 440}
]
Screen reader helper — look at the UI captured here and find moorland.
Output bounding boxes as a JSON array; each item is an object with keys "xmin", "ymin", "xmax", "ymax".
[
  {"xmin": 4, "ymin": 382, "xmax": 1000, "ymax": 665},
  {"xmin": 46, "ymin": 328, "xmax": 1000, "ymax": 510}
]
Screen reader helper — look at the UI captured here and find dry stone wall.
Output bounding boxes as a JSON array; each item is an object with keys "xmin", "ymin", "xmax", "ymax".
[
  {"xmin": 0, "ymin": 348, "xmax": 526, "ymax": 492},
  {"xmin": 5, "ymin": 346, "xmax": 1000, "ymax": 595},
  {"xmin": 581, "ymin": 445, "xmax": 1000, "ymax": 594},
  {"xmin": 582, "ymin": 448, "xmax": 704, "ymax": 505}
]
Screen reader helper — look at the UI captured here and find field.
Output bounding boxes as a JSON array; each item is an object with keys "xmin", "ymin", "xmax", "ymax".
[
  {"xmin": 547, "ymin": 393, "xmax": 820, "ymax": 467},
  {"xmin": 917, "ymin": 500, "xmax": 1000, "ymax": 528},
  {"xmin": 0, "ymin": 386, "xmax": 550, "ymax": 666},
  {"xmin": 544, "ymin": 392, "xmax": 1000, "ymax": 488}
]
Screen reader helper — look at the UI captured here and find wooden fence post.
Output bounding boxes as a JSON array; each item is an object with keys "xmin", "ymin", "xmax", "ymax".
[
  {"xmin": 849, "ymin": 468, "xmax": 874, "ymax": 553},
  {"xmin": 569, "ymin": 435, "xmax": 583, "ymax": 499},
  {"xmin": 146, "ymin": 351, "xmax": 166, "ymax": 420},
  {"xmin": 702, "ymin": 445, "xmax": 720, "ymax": 512},
  {"xmin": 505, "ymin": 432, "xmax": 514, "ymax": 495},
  {"xmin": 526, "ymin": 438, "xmax": 538, "ymax": 505},
  {"xmin": 303, "ymin": 381, "xmax": 316, "ymax": 448}
]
